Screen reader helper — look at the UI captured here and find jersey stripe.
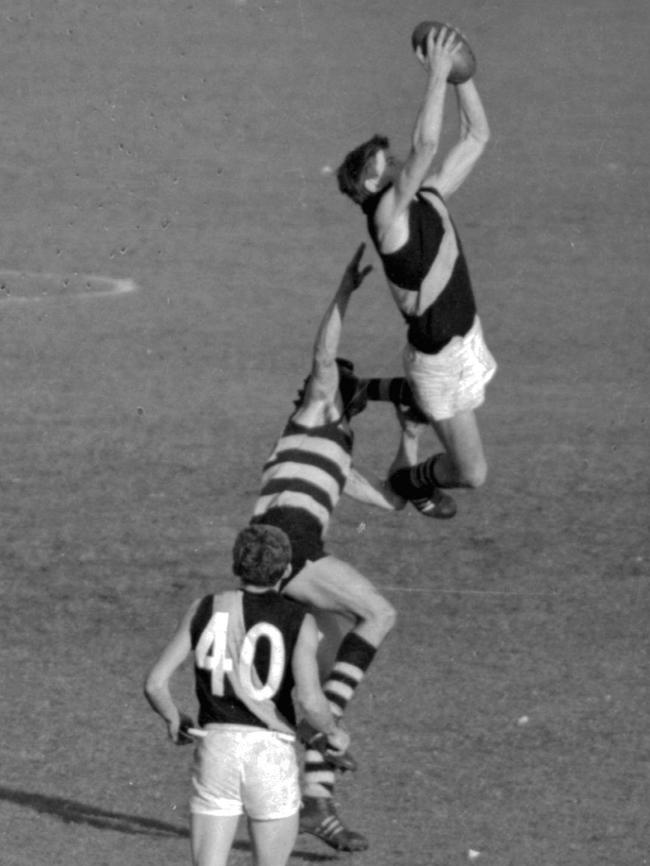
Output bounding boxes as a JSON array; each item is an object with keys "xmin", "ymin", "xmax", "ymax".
[
  {"xmin": 191, "ymin": 590, "xmax": 303, "ymax": 735},
  {"xmin": 416, "ymin": 190, "xmax": 459, "ymax": 314},
  {"xmin": 252, "ymin": 491, "xmax": 331, "ymax": 528},
  {"xmin": 265, "ymin": 433, "xmax": 351, "ymax": 468},
  {"xmin": 264, "ymin": 448, "xmax": 348, "ymax": 489},
  {"xmin": 261, "ymin": 462, "xmax": 344, "ymax": 502},
  {"xmin": 253, "ymin": 418, "xmax": 353, "ymax": 533},
  {"xmin": 365, "ymin": 184, "xmax": 476, "ymax": 353},
  {"xmin": 259, "ymin": 477, "xmax": 337, "ymax": 512}
]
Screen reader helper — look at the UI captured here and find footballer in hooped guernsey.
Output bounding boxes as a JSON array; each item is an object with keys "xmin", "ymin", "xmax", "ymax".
[
  {"xmin": 249, "ymin": 243, "xmax": 421, "ymax": 852},
  {"xmin": 144, "ymin": 524, "xmax": 349, "ymax": 866}
]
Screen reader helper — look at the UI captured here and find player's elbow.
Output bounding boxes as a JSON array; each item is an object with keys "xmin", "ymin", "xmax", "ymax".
[
  {"xmin": 468, "ymin": 124, "xmax": 490, "ymax": 150},
  {"xmin": 143, "ymin": 671, "xmax": 164, "ymax": 702},
  {"xmin": 143, "ymin": 678, "xmax": 155, "ymax": 703},
  {"xmin": 413, "ymin": 136, "xmax": 439, "ymax": 159}
]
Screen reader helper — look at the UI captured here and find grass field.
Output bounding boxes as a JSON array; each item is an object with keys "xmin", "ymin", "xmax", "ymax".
[{"xmin": 1, "ymin": 1, "xmax": 648, "ymax": 865}]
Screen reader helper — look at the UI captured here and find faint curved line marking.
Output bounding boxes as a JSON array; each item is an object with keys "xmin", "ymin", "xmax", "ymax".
[
  {"xmin": 380, "ymin": 586, "xmax": 556, "ymax": 597},
  {"xmin": 0, "ymin": 270, "xmax": 138, "ymax": 301}
]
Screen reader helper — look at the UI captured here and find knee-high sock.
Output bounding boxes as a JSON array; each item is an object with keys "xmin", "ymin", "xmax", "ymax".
[
  {"xmin": 389, "ymin": 454, "xmax": 443, "ymax": 499},
  {"xmin": 323, "ymin": 632, "xmax": 376, "ymax": 719},
  {"xmin": 302, "ymin": 633, "xmax": 377, "ymax": 799},
  {"xmin": 364, "ymin": 377, "xmax": 428, "ymax": 422},
  {"xmin": 364, "ymin": 377, "xmax": 410, "ymax": 404},
  {"xmin": 303, "ymin": 748, "xmax": 336, "ymax": 798}
]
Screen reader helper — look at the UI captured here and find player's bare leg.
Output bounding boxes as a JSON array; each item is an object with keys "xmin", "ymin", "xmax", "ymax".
[
  {"xmin": 285, "ymin": 556, "xmax": 396, "ymax": 648},
  {"xmin": 387, "ymin": 411, "xmax": 458, "ymax": 518},
  {"xmin": 385, "ymin": 405, "xmax": 425, "ymax": 478},
  {"xmin": 191, "ymin": 813, "xmax": 239, "ymax": 866},
  {"xmin": 430, "ymin": 408, "xmax": 488, "ymax": 489},
  {"xmin": 388, "ymin": 408, "xmax": 488, "ymax": 516},
  {"xmin": 297, "ymin": 609, "xmax": 358, "ymax": 773},
  {"xmin": 285, "ymin": 559, "xmax": 390, "ymax": 853},
  {"xmin": 248, "ymin": 813, "xmax": 299, "ymax": 866},
  {"xmin": 287, "ymin": 556, "xmax": 394, "ymax": 765},
  {"xmin": 311, "ymin": 609, "xmax": 355, "ymax": 681}
]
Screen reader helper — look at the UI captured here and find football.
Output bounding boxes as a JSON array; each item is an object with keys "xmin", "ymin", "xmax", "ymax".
[{"xmin": 411, "ymin": 21, "xmax": 476, "ymax": 84}]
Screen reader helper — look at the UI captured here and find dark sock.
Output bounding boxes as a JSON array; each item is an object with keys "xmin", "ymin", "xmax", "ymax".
[
  {"xmin": 323, "ymin": 632, "xmax": 376, "ymax": 716},
  {"xmin": 389, "ymin": 454, "xmax": 440, "ymax": 499}
]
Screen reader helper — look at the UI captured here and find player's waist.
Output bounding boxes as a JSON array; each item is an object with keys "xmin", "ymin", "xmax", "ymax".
[
  {"xmin": 252, "ymin": 499, "xmax": 331, "ymax": 535},
  {"xmin": 200, "ymin": 723, "xmax": 295, "ymax": 743},
  {"xmin": 406, "ymin": 311, "xmax": 476, "ymax": 354}
]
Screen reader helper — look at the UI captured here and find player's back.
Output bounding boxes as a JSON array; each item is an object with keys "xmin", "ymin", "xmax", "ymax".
[
  {"xmin": 252, "ymin": 415, "xmax": 353, "ymax": 531},
  {"xmin": 190, "ymin": 589, "xmax": 306, "ymax": 736}
]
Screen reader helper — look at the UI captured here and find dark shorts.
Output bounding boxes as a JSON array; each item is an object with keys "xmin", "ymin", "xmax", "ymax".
[{"xmin": 251, "ymin": 507, "xmax": 326, "ymax": 587}]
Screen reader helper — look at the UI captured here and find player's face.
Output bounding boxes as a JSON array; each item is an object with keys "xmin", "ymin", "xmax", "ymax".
[
  {"xmin": 372, "ymin": 149, "xmax": 387, "ymax": 184},
  {"xmin": 363, "ymin": 148, "xmax": 395, "ymax": 197},
  {"xmin": 373, "ymin": 149, "xmax": 400, "ymax": 188}
]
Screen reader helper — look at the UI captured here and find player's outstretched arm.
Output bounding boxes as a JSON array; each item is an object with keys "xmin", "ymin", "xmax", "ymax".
[
  {"xmin": 292, "ymin": 613, "xmax": 350, "ymax": 754},
  {"xmin": 344, "ymin": 466, "xmax": 407, "ymax": 511},
  {"xmin": 143, "ymin": 600, "xmax": 198, "ymax": 743},
  {"xmin": 301, "ymin": 244, "xmax": 372, "ymax": 410},
  {"xmin": 377, "ymin": 26, "xmax": 460, "ymax": 236},
  {"xmin": 424, "ymin": 78, "xmax": 490, "ymax": 198}
]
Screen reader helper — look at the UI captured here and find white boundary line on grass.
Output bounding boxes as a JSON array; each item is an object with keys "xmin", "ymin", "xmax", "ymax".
[{"xmin": 0, "ymin": 269, "xmax": 138, "ymax": 301}]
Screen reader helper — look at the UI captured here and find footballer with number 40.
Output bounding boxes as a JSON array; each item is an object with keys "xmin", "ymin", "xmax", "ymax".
[{"xmin": 144, "ymin": 524, "xmax": 350, "ymax": 866}]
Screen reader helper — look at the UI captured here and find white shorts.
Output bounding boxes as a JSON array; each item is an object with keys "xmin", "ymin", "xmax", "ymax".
[
  {"xmin": 189, "ymin": 725, "xmax": 300, "ymax": 820},
  {"xmin": 403, "ymin": 316, "xmax": 497, "ymax": 421}
]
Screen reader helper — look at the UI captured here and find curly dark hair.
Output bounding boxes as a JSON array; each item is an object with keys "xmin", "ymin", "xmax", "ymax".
[
  {"xmin": 232, "ymin": 524, "xmax": 292, "ymax": 587},
  {"xmin": 337, "ymin": 134, "xmax": 390, "ymax": 205}
]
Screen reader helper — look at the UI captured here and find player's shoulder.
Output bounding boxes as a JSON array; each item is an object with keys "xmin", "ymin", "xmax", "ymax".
[{"xmin": 372, "ymin": 183, "xmax": 398, "ymax": 221}]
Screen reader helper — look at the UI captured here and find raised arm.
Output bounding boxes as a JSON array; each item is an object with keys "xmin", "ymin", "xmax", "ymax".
[
  {"xmin": 423, "ymin": 78, "xmax": 490, "ymax": 198},
  {"xmin": 374, "ymin": 27, "xmax": 461, "ymax": 241},
  {"xmin": 344, "ymin": 465, "xmax": 406, "ymax": 511},
  {"xmin": 296, "ymin": 244, "xmax": 372, "ymax": 417}
]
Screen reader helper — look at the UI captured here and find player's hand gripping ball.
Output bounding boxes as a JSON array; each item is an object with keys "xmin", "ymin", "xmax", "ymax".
[{"xmin": 411, "ymin": 21, "xmax": 476, "ymax": 84}]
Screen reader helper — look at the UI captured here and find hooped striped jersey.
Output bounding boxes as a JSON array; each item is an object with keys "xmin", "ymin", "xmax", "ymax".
[
  {"xmin": 252, "ymin": 415, "xmax": 354, "ymax": 538},
  {"xmin": 190, "ymin": 589, "xmax": 307, "ymax": 733},
  {"xmin": 364, "ymin": 185, "xmax": 476, "ymax": 354}
]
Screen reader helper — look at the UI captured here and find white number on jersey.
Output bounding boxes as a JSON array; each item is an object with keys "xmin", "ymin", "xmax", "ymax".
[{"xmin": 194, "ymin": 612, "xmax": 286, "ymax": 700}]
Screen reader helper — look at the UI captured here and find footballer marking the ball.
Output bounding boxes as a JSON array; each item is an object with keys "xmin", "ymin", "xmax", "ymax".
[{"xmin": 411, "ymin": 20, "xmax": 476, "ymax": 84}]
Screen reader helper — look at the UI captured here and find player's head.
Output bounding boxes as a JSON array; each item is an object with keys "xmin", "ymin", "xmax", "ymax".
[
  {"xmin": 336, "ymin": 134, "xmax": 393, "ymax": 205},
  {"xmin": 336, "ymin": 357, "xmax": 368, "ymax": 419},
  {"xmin": 232, "ymin": 524, "xmax": 292, "ymax": 587}
]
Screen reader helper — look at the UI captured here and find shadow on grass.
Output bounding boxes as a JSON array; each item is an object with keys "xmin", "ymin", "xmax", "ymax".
[
  {"xmin": 0, "ymin": 785, "xmax": 335, "ymax": 860},
  {"xmin": 0, "ymin": 785, "xmax": 189, "ymax": 837}
]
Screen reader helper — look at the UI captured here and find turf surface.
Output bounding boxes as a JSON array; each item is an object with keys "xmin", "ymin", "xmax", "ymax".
[{"xmin": 1, "ymin": 2, "xmax": 648, "ymax": 865}]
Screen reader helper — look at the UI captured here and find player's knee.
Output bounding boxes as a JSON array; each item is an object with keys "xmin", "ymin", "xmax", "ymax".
[
  {"xmin": 369, "ymin": 596, "xmax": 396, "ymax": 638},
  {"xmin": 459, "ymin": 458, "xmax": 488, "ymax": 489}
]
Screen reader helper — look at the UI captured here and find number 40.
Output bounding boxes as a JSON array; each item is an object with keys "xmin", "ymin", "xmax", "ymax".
[{"xmin": 194, "ymin": 611, "xmax": 286, "ymax": 701}]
